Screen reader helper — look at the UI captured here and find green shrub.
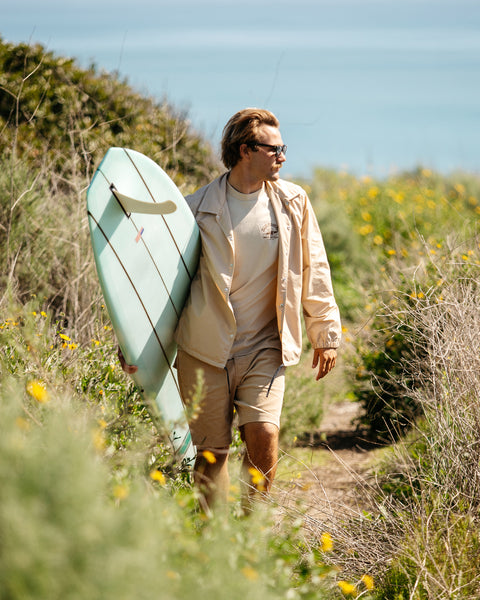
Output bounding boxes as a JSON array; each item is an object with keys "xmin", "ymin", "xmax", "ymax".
[
  {"xmin": 0, "ymin": 304, "xmax": 343, "ymax": 600},
  {"xmin": 0, "ymin": 37, "xmax": 220, "ymax": 187}
]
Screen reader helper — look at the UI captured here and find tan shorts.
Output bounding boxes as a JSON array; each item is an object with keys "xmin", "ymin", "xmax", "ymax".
[{"xmin": 176, "ymin": 348, "xmax": 285, "ymax": 450}]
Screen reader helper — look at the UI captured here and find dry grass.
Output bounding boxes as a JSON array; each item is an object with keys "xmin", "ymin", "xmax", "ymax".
[{"xmin": 300, "ymin": 246, "xmax": 480, "ymax": 598}]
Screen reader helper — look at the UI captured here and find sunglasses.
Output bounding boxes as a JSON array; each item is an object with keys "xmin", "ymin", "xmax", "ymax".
[{"xmin": 250, "ymin": 143, "xmax": 287, "ymax": 158}]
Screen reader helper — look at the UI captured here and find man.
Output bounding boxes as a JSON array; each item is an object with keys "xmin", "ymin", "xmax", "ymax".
[
  {"xmin": 121, "ymin": 108, "xmax": 341, "ymax": 511},
  {"xmin": 173, "ymin": 108, "xmax": 341, "ymax": 511}
]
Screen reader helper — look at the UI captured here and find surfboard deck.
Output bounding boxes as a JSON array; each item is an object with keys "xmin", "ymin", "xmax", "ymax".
[{"xmin": 86, "ymin": 147, "xmax": 199, "ymax": 465}]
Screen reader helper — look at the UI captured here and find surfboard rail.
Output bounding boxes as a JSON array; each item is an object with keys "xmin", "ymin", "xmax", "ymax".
[{"xmin": 87, "ymin": 147, "xmax": 200, "ymax": 466}]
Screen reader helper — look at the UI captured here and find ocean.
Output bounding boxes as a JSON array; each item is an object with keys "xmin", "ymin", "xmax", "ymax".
[{"xmin": 3, "ymin": 0, "xmax": 480, "ymax": 178}]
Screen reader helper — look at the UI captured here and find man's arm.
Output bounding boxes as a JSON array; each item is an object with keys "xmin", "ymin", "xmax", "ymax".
[{"xmin": 312, "ymin": 348, "xmax": 337, "ymax": 380}]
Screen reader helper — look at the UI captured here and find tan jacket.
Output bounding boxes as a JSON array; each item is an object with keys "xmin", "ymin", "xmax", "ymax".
[{"xmin": 174, "ymin": 173, "xmax": 341, "ymax": 368}]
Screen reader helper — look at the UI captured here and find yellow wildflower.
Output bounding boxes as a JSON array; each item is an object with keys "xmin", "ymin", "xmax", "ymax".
[
  {"xmin": 41, "ymin": 311, "xmax": 47, "ymax": 318},
  {"xmin": 367, "ymin": 186, "xmax": 379, "ymax": 199},
  {"xmin": 361, "ymin": 574, "xmax": 375, "ymax": 590},
  {"xmin": 92, "ymin": 429, "xmax": 106, "ymax": 451},
  {"xmin": 387, "ymin": 249, "xmax": 396, "ymax": 256},
  {"xmin": 337, "ymin": 580, "xmax": 357, "ymax": 596},
  {"xmin": 373, "ymin": 235, "xmax": 383, "ymax": 245},
  {"xmin": 59, "ymin": 333, "xmax": 71, "ymax": 341},
  {"xmin": 241, "ymin": 566, "xmax": 259, "ymax": 581},
  {"xmin": 150, "ymin": 470, "xmax": 166, "ymax": 485},
  {"xmin": 361, "ymin": 211, "xmax": 372, "ymax": 222},
  {"xmin": 358, "ymin": 224, "xmax": 374, "ymax": 236},
  {"xmin": 15, "ymin": 416, "xmax": 31, "ymax": 431},
  {"xmin": 26, "ymin": 380, "xmax": 49, "ymax": 403},
  {"xmin": 248, "ymin": 467, "xmax": 266, "ymax": 491},
  {"xmin": 202, "ymin": 450, "xmax": 217, "ymax": 464},
  {"xmin": 320, "ymin": 532, "xmax": 333, "ymax": 552},
  {"xmin": 113, "ymin": 485, "xmax": 129, "ymax": 500},
  {"xmin": 392, "ymin": 191, "xmax": 404, "ymax": 204},
  {"xmin": 166, "ymin": 570, "xmax": 180, "ymax": 580}
]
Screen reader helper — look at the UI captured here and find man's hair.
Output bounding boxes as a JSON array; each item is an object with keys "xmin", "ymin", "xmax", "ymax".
[{"xmin": 221, "ymin": 108, "xmax": 279, "ymax": 170}]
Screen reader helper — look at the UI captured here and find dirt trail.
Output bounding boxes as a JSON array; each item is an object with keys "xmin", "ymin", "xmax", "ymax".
[{"xmin": 275, "ymin": 400, "xmax": 378, "ymax": 524}]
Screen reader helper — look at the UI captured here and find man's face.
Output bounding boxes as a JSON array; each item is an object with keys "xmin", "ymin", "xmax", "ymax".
[{"xmin": 248, "ymin": 125, "xmax": 286, "ymax": 182}]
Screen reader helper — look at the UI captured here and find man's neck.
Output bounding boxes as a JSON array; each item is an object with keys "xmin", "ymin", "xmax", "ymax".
[{"xmin": 227, "ymin": 167, "xmax": 264, "ymax": 195}]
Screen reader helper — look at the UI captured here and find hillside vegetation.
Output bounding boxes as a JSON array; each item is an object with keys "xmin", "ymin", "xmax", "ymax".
[
  {"xmin": 0, "ymin": 37, "xmax": 221, "ymax": 338},
  {"xmin": 2, "ymin": 39, "xmax": 480, "ymax": 599}
]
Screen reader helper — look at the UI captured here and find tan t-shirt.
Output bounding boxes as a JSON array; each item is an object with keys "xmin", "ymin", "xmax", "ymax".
[{"xmin": 226, "ymin": 182, "xmax": 281, "ymax": 357}]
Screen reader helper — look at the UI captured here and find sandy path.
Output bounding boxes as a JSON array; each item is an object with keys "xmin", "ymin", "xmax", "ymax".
[{"xmin": 275, "ymin": 400, "xmax": 377, "ymax": 525}]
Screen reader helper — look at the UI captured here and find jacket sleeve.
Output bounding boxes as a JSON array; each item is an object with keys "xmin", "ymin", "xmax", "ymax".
[{"xmin": 301, "ymin": 194, "xmax": 342, "ymax": 349}]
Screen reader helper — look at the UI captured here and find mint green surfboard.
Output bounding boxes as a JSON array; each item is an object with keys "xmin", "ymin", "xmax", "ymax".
[{"xmin": 87, "ymin": 147, "xmax": 199, "ymax": 465}]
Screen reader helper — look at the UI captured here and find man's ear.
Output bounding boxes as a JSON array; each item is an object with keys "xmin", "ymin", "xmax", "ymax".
[{"xmin": 239, "ymin": 143, "xmax": 251, "ymax": 160}]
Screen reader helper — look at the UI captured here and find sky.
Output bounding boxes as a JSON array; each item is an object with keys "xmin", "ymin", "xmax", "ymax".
[{"xmin": 3, "ymin": 0, "xmax": 480, "ymax": 176}]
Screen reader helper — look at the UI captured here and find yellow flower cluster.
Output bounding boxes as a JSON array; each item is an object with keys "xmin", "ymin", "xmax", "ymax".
[
  {"xmin": 337, "ymin": 573, "xmax": 374, "ymax": 596},
  {"xmin": 0, "ymin": 318, "xmax": 19, "ymax": 329},
  {"xmin": 26, "ymin": 380, "xmax": 49, "ymax": 403},
  {"xmin": 59, "ymin": 333, "xmax": 78, "ymax": 350}
]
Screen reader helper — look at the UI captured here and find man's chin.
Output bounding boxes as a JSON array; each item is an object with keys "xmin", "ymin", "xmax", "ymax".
[{"xmin": 268, "ymin": 170, "xmax": 281, "ymax": 181}]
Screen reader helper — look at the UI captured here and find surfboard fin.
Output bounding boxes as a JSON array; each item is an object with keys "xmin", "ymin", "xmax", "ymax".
[{"xmin": 110, "ymin": 184, "xmax": 177, "ymax": 216}]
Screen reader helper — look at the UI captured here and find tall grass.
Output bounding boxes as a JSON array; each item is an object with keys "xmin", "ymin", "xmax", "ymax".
[{"xmin": 310, "ymin": 242, "xmax": 480, "ymax": 599}]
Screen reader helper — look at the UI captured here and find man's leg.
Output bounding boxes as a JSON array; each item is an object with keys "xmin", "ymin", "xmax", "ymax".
[
  {"xmin": 194, "ymin": 447, "xmax": 230, "ymax": 513},
  {"xmin": 240, "ymin": 421, "xmax": 279, "ymax": 511},
  {"xmin": 176, "ymin": 349, "xmax": 234, "ymax": 513}
]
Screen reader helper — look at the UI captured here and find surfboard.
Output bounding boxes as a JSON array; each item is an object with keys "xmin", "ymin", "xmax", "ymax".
[{"xmin": 86, "ymin": 147, "xmax": 200, "ymax": 465}]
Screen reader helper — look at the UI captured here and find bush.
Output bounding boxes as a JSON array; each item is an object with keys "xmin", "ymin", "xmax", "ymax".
[{"xmin": 343, "ymin": 169, "xmax": 480, "ymax": 439}]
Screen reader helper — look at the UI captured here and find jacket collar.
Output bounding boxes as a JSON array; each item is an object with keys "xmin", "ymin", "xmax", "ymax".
[
  {"xmin": 197, "ymin": 172, "xmax": 301, "ymax": 215},
  {"xmin": 265, "ymin": 179, "xmax": 302, "ymax": 212},
  {"xmin": 196, "ymin": 173, "xmax": 229, "ymax": 215}
]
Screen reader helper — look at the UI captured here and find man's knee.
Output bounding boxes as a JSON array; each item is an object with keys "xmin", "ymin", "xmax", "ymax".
[{"xmin": 240, "ymin": 421, "xmax": 279, "ymax": 444}]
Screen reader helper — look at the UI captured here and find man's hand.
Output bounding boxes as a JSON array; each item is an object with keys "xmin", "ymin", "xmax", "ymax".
[
  {"xmin": 312, "ymin": 348, "xmax": 337, "ymax": 380},
  {"xmin": 117, "ymin": 347, "xmax": 138, "ymax": 375}
]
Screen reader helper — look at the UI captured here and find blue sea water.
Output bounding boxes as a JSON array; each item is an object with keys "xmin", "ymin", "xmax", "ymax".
[{"xmin": 3, "ymin": 0, "xmax": 480, "ymax": 178}]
